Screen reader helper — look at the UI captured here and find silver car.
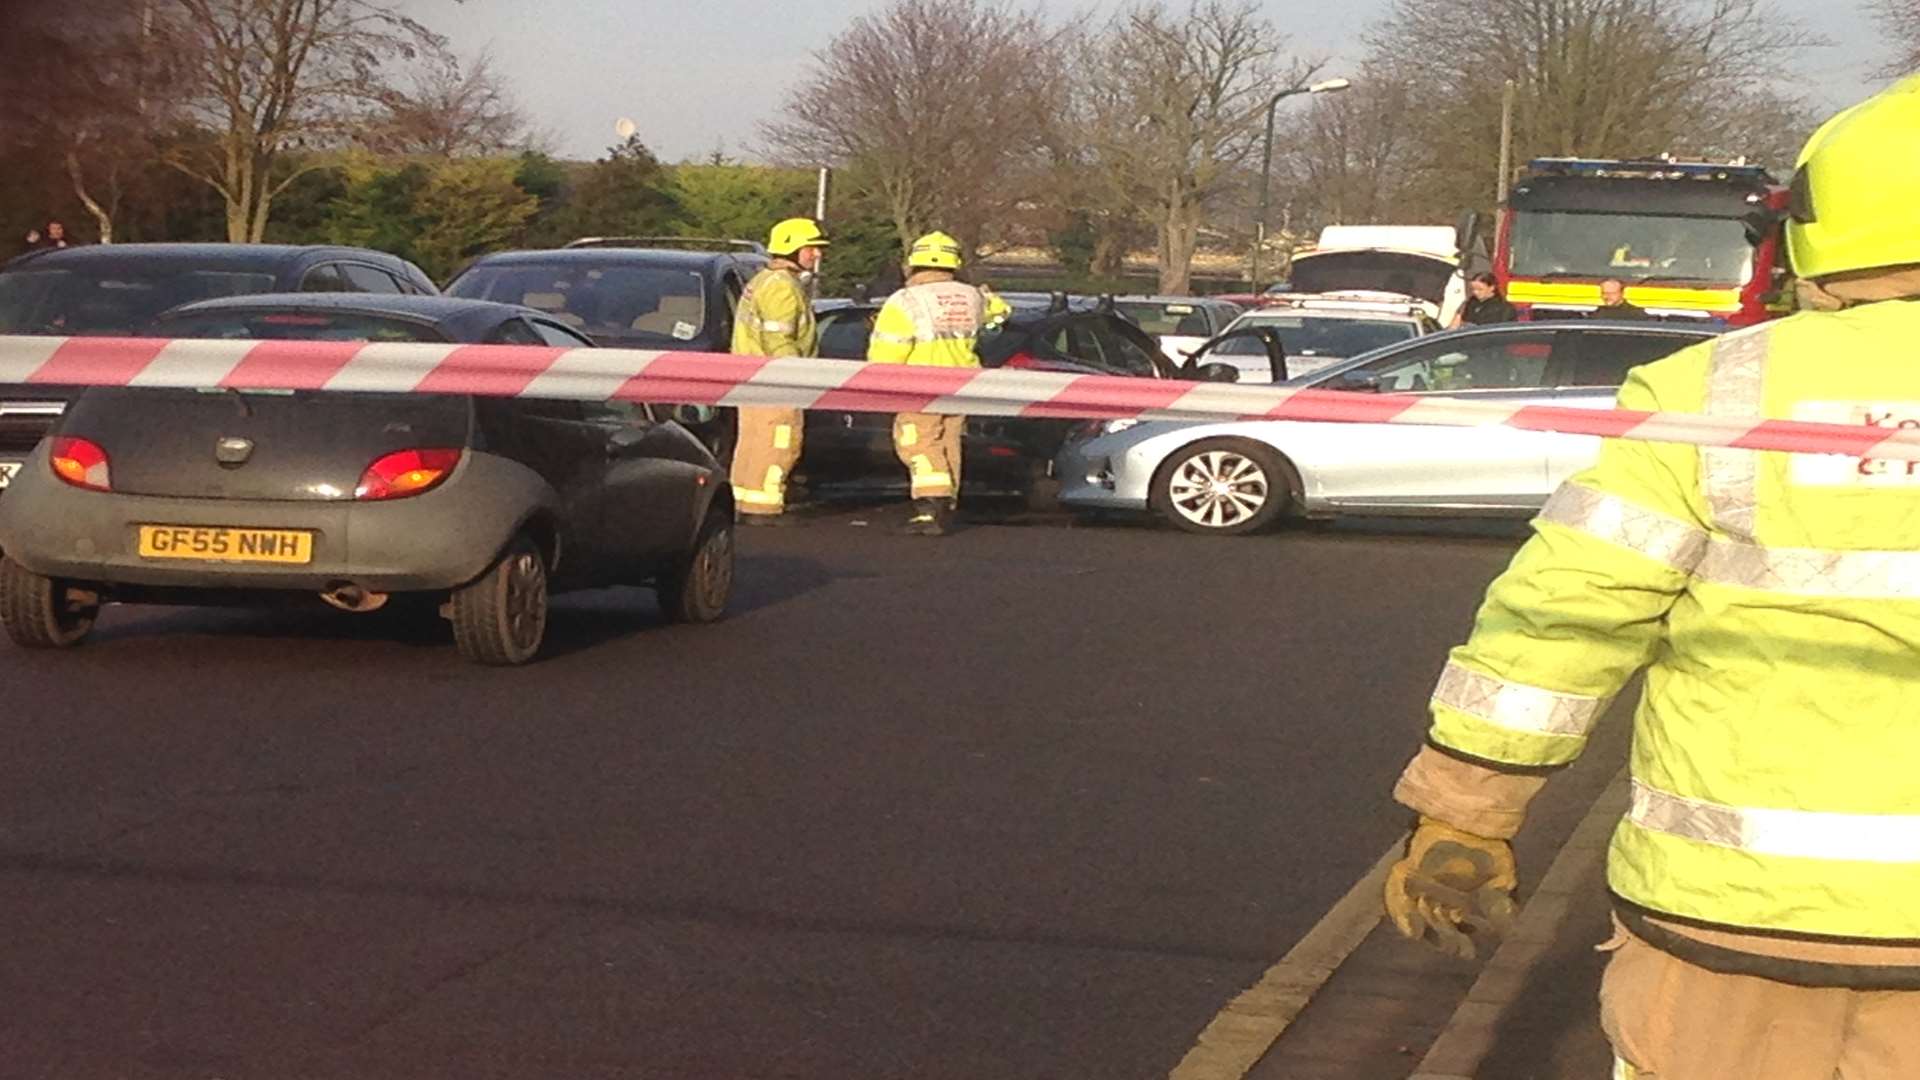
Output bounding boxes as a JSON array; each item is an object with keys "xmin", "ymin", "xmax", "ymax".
[{"xmin": 1056, "ymin": 321, "xmax": 1718, "ymax": 535}]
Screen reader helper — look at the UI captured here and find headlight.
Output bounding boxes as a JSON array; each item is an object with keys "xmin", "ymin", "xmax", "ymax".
[{"xmin": 1102, "ymin": 419, "xmax": 1140, "ymax": 435}]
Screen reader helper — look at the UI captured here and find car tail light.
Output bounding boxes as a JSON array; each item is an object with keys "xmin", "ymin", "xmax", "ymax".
[
  {"xmin": 1002, "ymin": 351, "xmax": 1041, "ymax": 369},
  {"xmin": 49, "ymin": 436, "xmax": 111, "ymax": 491},
  {"xmin": 355, "ymin": 448, "xmax": 462, "ymax": 501}
]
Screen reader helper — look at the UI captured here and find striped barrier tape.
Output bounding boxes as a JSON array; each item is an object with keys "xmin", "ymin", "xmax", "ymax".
[{"xmin": 6, "ymin": 334, "xmax": 1920, "ymax": 462}]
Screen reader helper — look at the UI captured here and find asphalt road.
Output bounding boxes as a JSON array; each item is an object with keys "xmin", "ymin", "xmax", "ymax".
[{"xmin": 0, "ymin": 507, "xmax": 1532, "ymax": 1079}]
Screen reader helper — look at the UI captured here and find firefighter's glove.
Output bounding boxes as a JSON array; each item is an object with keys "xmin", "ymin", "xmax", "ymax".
[{"xmin": 1383, "ymin": 816, "xmax": 1519, "ymax": 960}]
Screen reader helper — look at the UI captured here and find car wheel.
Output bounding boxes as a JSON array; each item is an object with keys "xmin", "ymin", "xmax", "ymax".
[
  {"xmin": 449, "ymin": 536, "xmax": 549, "ymax": 666},
  {"xmin": 0, "ymin": 556, "xmax": 99, "ymax": 648},
  {"xmin": 657, "ymin": 509, "xmax": 734, "ymax": 624},
  {"xmin": 1150, "ymin": 438, "xmax": 1295, "ymax": 536}
]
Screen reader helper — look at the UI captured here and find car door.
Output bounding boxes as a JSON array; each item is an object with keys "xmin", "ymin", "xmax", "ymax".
[
  {"xmin": 475, "ymin": 318, "xmax": 612, "ymax": 585},
  {"xmin": 1304, "ymin": 327, "xmax": 1573, "ymax": 509},
  {"xmin": 525, "ymin": 317, "xmax": 703, "ymax": 570},
  {"xmin": 1543, "ymin": 328, "xmax": 1714, "ymax": 484}
]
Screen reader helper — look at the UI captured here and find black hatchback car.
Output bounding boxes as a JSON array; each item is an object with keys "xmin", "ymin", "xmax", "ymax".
[
  {"xmin": 800, "ymin": 295, "xmax": 1256, "ymax": 506},
  {"xmin": 0, "ymin": 243, "xmax": 438, "ymax": 496},
  {"xmin": 0, "ymin": 294, "xmax": 734, "ymax": 665}
]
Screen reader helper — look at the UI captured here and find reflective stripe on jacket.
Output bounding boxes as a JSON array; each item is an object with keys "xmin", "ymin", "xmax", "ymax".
[
  {"xmin": 733, "ymin": 266, "xmax": 816, "ymax": 359},
  {"xmin": 1427, "ymin": 300, "xmax": 1920, "ymax": 940},
  {"xmin": 867, "ymin": 280, "xmax": 986, "ymax": 367}
]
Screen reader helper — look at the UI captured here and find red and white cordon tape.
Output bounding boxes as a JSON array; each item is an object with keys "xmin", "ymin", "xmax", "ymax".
[{"xmin": 6, "ymin": 334, "xmax": 1920, "ymax": 462}]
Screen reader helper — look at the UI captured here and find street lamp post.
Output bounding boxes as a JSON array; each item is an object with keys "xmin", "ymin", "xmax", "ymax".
[{"xmin": 1252, "ymin": 77, "xmax": 1351, "ymax": 293}]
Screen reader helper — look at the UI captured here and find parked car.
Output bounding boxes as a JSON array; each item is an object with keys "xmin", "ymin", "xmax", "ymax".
[
  {"xmin": 1110, "ymin": 295, "xmax": 1244, "ymax": 365},
  {"xmin": 1209, "ymin": 295, "xmax": 1438, "ymax": 383},
  {"xmin": 444, "ymin": 240, "xmax": 768, "ymax": 461},
  {"xmin": 0, "ymin": 243, "xmax": 438, "ymax": 496},
  {"xmin": 1056, "ymin": 320, "xmax": 1718, "ymax": 535},
  {"xmin": 0, "ymin": 294, "xmax": 735, "ymax": 665},
  {"xmin": 801, "ymin": 294, "xmax": 1266, "ymax": 505}
]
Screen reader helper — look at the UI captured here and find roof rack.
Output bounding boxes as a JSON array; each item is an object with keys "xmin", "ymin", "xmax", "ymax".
[
  {"xmin": 1526, "ymin": 156, "xmax": 1773, "ymax": 183},
  {"xmin": 563, "ymin": 236, "xmax": 768, "ymax": 254}
]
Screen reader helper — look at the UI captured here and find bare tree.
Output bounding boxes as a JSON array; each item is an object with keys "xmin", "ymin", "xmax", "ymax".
[
  {"xmin": 1868, "ymin": 0, "xmax": 1920, "ymax": 75},
  {"xmin": 366, "ymin": 51, "xmax": 531, "ymax": 158},
  {"xmin": 1362, "ymin": 0, "xmax": 1821, "ymax": 219},
  {"xmin": 156, "ymin": 0, "xmax": 449, "ymax": 242},
  {"xmin": 1, "ymin": 0, "xmax": 181, "ymax": 243},
  {"xmin": 763, "ymin": 0, "xmax": 1067, "ymax": 256},
  {"xmin": 1272, "ymin": 76, "xmax": 1419, "ymax": 234},
  {"xmin": 1071, "ymin": 2, "xmax": 1318, "ymax": 293}
]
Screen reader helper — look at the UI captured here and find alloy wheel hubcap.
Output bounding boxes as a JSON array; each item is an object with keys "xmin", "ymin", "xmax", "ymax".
[
  {"xmin": 1168, "ymin": 451, "xmax": 1270, "ymax": 529},
  {"xmin": 503, "ymin": 552, "xmax": 546, "ymax": 651}
]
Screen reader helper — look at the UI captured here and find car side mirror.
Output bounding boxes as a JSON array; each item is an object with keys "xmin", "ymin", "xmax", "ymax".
[
  {"xmin": 606, "ymin": 426, "xmax": 650, "ymax": 456},
  {"xmin": 671, "ymin": 404, "xmax": 718, "ymax": 426},
  {"xmin": 1188, "ymin": 361, "xmax": 1240, "ymax": 383}
]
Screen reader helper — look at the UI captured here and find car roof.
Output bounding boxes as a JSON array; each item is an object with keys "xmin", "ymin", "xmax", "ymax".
[
  {"xmin": 1112, "ymin": 295, "xmax": 1231, "ymax": 306},
  {"xmin": 459, "ymin": 247, "xmax": 748, "ymax": 273},
  {"xmin": 2, "ymin": 242, "xmax": 398, "ymax": 273},
  {"xmin": 1234, "ymin": 305, "xmax": 1425, "ymax": 323},
  {"xmin": 156, "ymin": 292, "xmax": 538, "ymax": 339}
]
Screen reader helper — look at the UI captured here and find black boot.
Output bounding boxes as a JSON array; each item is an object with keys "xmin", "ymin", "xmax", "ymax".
[
  {"xmin": 898, "ymin": 498, "xmax": 948, "ymax": 536},
  {"xmin": 738, "ymin": 512, "xmax": 796, "ymax": 528}
]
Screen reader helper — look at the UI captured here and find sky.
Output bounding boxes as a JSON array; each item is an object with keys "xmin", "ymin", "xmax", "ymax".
[{"xmin": 400, "ymin": 0, "xmax": 1892, "ymax": 165}]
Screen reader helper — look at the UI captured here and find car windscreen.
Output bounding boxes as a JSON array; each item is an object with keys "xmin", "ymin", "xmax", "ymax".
[
  {"xmin": 1214, "ymin": 315, "xmax": 1419, "ymax": 359},
  {"xmin": 154, "ymin": 310, "xmax": 445, "ymax": 342},
  {"xmin": 1114, "ymin": 302, "xmax": 1213, "ymax": 337},
  {"xmin": 447, "ymin": 263, "xmax": 704, "ymax": 344},
  {"xmin": 1286, "ymin": 252, "xmax": 1456, "ymax": 304},
  {"xmin": 0, "ymin": 268, "xmax": 279, "ymax": 335},
  {"xmin": 1508, "ymin": 211, "xmax": 1754, "ymax": 284}
]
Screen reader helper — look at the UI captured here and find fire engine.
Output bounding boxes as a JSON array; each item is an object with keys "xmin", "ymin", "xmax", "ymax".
[{"xmin": 1494, "ymin": 157, "xmax": 1792, "ymax": 326}]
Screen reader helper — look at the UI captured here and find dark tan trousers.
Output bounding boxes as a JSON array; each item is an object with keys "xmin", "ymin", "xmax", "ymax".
[
  {"xmin": 1602, "ymin": 931, "xmax": 1920, "ymax": 1079},
  {"xmin": 893, "ymin": 413, "xmax": 962, "ymax": 501},
  {"xmin": 730, "ymin": 407, "xmax": 803, "ymax": 515}
]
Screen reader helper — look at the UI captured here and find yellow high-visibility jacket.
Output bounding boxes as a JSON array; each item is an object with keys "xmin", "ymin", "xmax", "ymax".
[
  {"xmin": 1424, "ymin": 300, "xmax": 1920, "ymax": 941},
  {"xmin": 867, "ymin": 280, "xmax": 986, "ymax": 367},
  {"xmin": 733, "ymin": 266, "xmax": 816, "ymax": 359}
]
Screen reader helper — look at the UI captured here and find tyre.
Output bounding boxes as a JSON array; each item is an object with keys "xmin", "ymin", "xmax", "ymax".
[
  {"xmin": 448, "ymin": 536, "xmax": 549, "ymax": 666},
  {"xmin": 657, "ymin": 509, "xmax": 734, "ymax": 624},
  {"xmin": 1150, "ymin": 438, "xmax": 1295, "ymax": 536},
  {"xmin": 0, "ymin": 556, "xmax": 99, "ymax": 648}
]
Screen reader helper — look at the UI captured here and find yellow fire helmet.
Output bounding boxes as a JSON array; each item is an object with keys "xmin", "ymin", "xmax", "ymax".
[
  {"xmin": 907, "ymin": 231, "xmax": 965, "ymax": 271},
  {"xmin": 767, "ymin": 218, "xmax": 830, "ymax": 258},
  {"xmin": 1788, "ymin": 73, "xmax": 1920, "ymax": 280}
]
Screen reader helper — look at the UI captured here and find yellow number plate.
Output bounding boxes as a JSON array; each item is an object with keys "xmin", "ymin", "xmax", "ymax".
[{"xmin": 137, "ymin": 525, "xmax": 314, "ymax": 564}]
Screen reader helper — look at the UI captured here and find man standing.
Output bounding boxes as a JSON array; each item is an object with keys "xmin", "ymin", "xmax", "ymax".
[
  {"xmin": 1383, "ymin": 75, "xmax": 1920, "ymax": 1078},
  {"xmin": 729, "ymin": 217, "xmax": 828, "ymax": 526},
  {"xmin": 1452, "ymin": 272, "xmax": 1517, "ymax": 326},
  {"xmin": 867, "ymin": 231, "xmax": 985, "ymax": 537},
  {"xmin": 1591, "ymin": 278, "xmax": 1651, "ymax": 319}
]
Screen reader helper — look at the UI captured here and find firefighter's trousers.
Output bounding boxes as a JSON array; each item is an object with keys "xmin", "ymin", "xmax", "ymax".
[
  {"xmin": 731, "ymin": 407, "xmax": 804, "ymax": 515},
  {"xmin": 893, "ymin": 413, "xmax": 962, "ymax": 501},
  {"xmin": 1602, "ymin": 929, "xmax": 1920, "ymax": 1078}
]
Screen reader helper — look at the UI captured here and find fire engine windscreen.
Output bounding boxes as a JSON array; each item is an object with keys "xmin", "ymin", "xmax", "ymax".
[{"xmin": 1509, "ymin": 212, "xmax": 1755, "ymax": 284}]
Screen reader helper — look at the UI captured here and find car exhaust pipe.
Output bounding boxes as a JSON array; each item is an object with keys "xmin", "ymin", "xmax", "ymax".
[{"xmin": 319, "ymin": 583, "xmax": 389, "ymax": 613}]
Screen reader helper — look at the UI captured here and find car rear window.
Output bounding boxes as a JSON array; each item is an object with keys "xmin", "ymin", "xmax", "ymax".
[
  {"xmin": 1215, "ymin": 315, "xmax": 1418, "ymax": 359},
  {"xmin": 447, "ymin": 263, "xmax": 704, "ymax": 344},
  {"xmin": 0, "ymin": 269, "xmax": 278, "ymax": 335},
  {"xmin": 155, "ymin": 310, "xmax": 443, "ymax": 342}
]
